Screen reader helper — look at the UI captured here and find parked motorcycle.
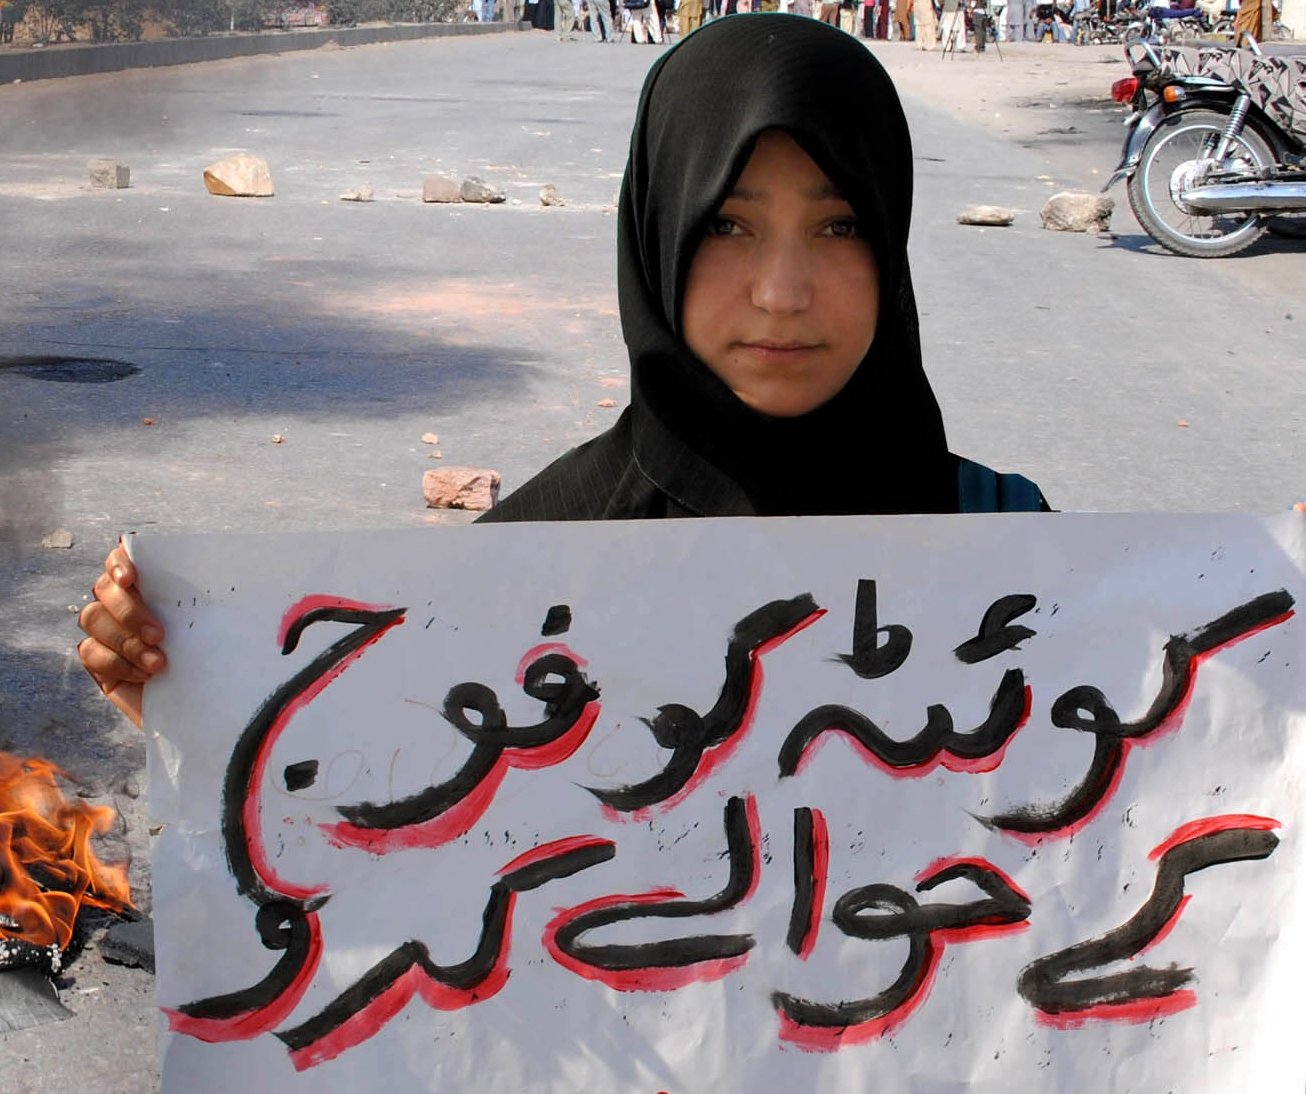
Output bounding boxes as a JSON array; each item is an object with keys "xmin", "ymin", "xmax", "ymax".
[{"xmin": 1104, "ymin": 38, "xmax": 1306, "ymax": 256}]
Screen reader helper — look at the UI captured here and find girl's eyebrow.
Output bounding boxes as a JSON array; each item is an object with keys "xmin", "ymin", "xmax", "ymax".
[{"xmin": 725, "ymin": 182, "xmax": 848, "ymax": 203}]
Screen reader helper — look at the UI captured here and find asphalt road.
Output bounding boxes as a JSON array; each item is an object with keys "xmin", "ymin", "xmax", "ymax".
[{"xmin": 0, "ymin": 29, "xmax": 1303, "ymax": 1089}]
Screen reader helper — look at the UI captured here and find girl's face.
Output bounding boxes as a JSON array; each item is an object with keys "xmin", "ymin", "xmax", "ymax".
[{"xmin": 681, "ymin": 130, "xmax": 880, "ymax": 419}]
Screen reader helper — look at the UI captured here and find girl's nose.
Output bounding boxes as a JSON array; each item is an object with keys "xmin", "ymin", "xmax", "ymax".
[{"xmin": 749, "ymin": 237, "xmax": 813, "ymax": 315}]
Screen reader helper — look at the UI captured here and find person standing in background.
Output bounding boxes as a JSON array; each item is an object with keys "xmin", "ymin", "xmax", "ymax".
[
  {"xmin": 1004, "ymin": 0, "xmax": 1030, "ymax": 37},
  {"xmin": 678, "ymin": 0, "xmax": 705, "ymax": 34},
  {"xmin": 818, "ymin": 0, "xmax": 842, "ymax": 22},
  {"xmin": 556, "ymin": 0, "xmax": 578, "ymax": 37},
  {"xmin": 915, "ymin": 0, "xmax": 938, "ymax": 44},
  {"xmin": 625, "ymin": 0, "xmax": 664, "ymax": 41},
  {"xmin": 588, "ymin": 0, "xmax": 617, "ymax": 39},
  {"xmin": 893, "ymin": 0, "xmax": 915, "ymax": 36}
]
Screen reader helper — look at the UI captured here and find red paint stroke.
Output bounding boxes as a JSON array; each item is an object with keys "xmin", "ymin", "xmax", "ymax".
[
  {"xmin": 791, "ymin": 685, "xmax": 1033, "ymax": 781},
  {"xmin": 611, "ymin": 609, "xmax": 826, "ymax": 824},
  {"xmin": 797, "ymin": 808, "xmax": 829, "ymax": 961},
  {"xmin": 1135, "ymin": 893, "xmax": 1193, "ymax": 959},
  {"xmin": 497, "ymin": 835, "xmax": 614, "ymax": 877},
  {"xmin": 162, "ymin": 912, "xmax": 324, "ymax": 1042},
  {"xmin": 542, "ymin": 890, "xmax": 749, "ymax": 992},
  {"xmin": 514, "ymin": 642, "xmax": 589, "ymax": 684},
  {"xmin": 1148, "ymin": 814, "xmax": 1280, "ymax": 861},
  {"xmin": 778, "ymin": 937, "xmax": 942, "ymax": 1052},
  {"xmin": 1034, "ymin": 989, "xmax": 1198, "ymax": 1030},
  {"xmin": 741, "ymin": 794, "xmax": 763, "ymax": 902},
  {"xmin": 999, "ymin": 739, "xmax": 1133, "ymax": 849},
  {"xmin": 250, "ymin": 601, "xmax": 405, "ymax": 899},
  {"xmin": 322, "ymin": 700, "xmax": 601, "ymax": 853},
  {"xmin": 914, "ymin": 856, "xmax": 1032, "ymax": 905},
  {"xmin": 781, "ymin": 854, "xmax": 1032, "ymax": 1052},
  {"xmin": 1003, "ymin": 610, "xmax": 1292, "ymax": 848},
  {"xmin": 289, "ymin": 906, "xmax": 517, "ymax": 1071},
  {"xmin": 276, "ymin": 595, "xmax": 399, "ymax": 650}
]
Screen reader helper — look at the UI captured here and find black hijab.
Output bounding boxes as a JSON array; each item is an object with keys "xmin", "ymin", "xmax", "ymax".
[{"xmin": 621, "ymin": 13, "xmax": 956, "ymax": 517}]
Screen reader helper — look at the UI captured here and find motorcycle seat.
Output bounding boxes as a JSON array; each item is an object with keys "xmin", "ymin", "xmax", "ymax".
[{"xmin": 1158, "ymin": 44, "xmax": 1306, "ymax": 144}]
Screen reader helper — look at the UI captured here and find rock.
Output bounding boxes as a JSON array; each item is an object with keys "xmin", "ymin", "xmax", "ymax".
[
  {"xmin": 422, "ymin": 467, "xmax": 501, "ymax": 511},
  {"xmin": 0, "ymin": 969, "xmax": 72, "ymax": 1032},
  {"xmin": 99, "ymin": 918, "xmax": 154, "ymax": 974},
  {"xmin": 203, "ymin": 153, "xmax": 274, "ymax": 198},
  {"xmin": 420, "ymin": 432, "xmax": 440, "ymax": 445},
  {"xmin": 596, "ymin": 398, "xmax": 617, "ymax": 408},
  {"xmin": 40, "ymin": 530, "xmax": 74, "ymax": 550},
  {"xmin": 88, "ymin": 160, "xmax": 129, "ymax": 189},
  {"xmin": 339, "ymin": 184, "xmax": 374, "ymax": 202},
  {"xmin": 460, "ymin": 177, "xmax": 505, "ymax": 204},
  {"xmin": 270, "ymin": 434, "xmax": 285, "ymax": 444},
  {"xmin": 539, "ymin": 184, "xmax": 565, "ymax": 207},
  {"xmin": 421, "ymin": 174, "xmax": 462, "ymax": 203},
  {"xmin": 957, "ymin": 204, "xmax": 1015, "ymax": 227},
  {"xmin": 1040, "ymin": 191, "xmax": 1113, "ymax": 233}
]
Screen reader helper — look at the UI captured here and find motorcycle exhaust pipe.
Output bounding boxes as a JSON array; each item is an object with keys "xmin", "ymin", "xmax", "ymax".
[{"xmin": 1184, "ymin": 180, "xmax": 1306, "ymax": 213}]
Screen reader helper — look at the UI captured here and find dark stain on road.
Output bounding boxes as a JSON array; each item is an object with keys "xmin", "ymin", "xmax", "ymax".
[{"xmin": 0, "ymin": 356, "xmax": 140, "ymax": 384}]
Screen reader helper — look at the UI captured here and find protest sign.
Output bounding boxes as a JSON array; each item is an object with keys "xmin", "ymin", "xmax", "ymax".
[{"xmin": 139, "ymin": 513, "xmax": 1304, "ymax": 1092}]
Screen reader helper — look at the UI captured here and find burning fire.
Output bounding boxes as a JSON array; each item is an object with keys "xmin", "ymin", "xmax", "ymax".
[{"xmin": 0, "ymin": 752, "xmax": 133, "ymax": 955}]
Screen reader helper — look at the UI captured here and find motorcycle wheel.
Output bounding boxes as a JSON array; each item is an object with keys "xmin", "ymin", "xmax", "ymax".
[{"xmin": 1126, "ymin": 109, "xmax": 1273, "ymax": 258}]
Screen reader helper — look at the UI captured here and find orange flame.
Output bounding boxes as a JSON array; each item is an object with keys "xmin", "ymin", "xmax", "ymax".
[{"xmin": 0, "ymin": 752, "xmax": 133, "ymax": 952}]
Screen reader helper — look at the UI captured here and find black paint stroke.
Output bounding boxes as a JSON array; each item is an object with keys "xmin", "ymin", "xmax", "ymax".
[
  {"xmin": 1018, "ymin": 826, "xmax": 1279, "ymax": 1017},
  {"xmin": 838, "ymin": 579, "xmax": 912, "ymax": 679},
  {"xmin": 223, "ymin": 605, "xmax": 407, "ymax": 904},
  {"xmin": 954, "ymin": 594, "xmax": 1038, "ymax": 665},
  {"xmin": 588, "ymin": 595, "xmax": 819, "ymax": 811},
  {"xmin": 283, "ymin": 760, "xmax": 319, "ymax": 792},
  {"xmin": 276, "ymin": 841, "xmax": 613, "ymax": 1053},
  {"xmin": 335, "ymin": 651, "xmax": 599, "ymax": 830},
  {"xmin": 541, "ymin": 605, "xmax": 572, "ymax": 636},
  {"xmin": 551, "ymin": 797, "xmax": 757, "ymax": 972},
  {"xmin": 787, "ymin": 807, "xmax": 818, "ymax": 956},
  {"xmin": 778, "ymin": 668, "xmax": 1027, "ymax": 776},
  {"xmin": 986, "ymin": 590, "xmax": 1294, "ymax": 835},
  {"xmin": 175, "ymin": 902, "xmax": 316, "ymax": 1021},
  {"xmin": 184, "ymin": 606, "xmax": 405, "ymax": 1025},
  {"xmin": 773, "ymin": 861, "xmax": 1029, "ymax": 1030}
]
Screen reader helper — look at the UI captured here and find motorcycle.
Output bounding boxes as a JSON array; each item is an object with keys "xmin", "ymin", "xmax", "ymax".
[{"xmin": 1104, "ymin": 37, "xmax": 1306, "ymax": 257}]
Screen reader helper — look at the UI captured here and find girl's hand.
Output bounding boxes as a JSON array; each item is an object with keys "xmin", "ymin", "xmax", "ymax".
[{"xmin": 77, "ymin": 540, "xmax": 165, "ymax": 728}]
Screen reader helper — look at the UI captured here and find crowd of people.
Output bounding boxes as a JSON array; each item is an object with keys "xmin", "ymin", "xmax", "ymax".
[{"xmin": 473, "ymin": 0, "xmax": 1135, "ymax": 48}]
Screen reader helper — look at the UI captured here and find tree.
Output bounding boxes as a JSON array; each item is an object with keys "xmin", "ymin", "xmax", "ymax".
[
  {"xmin": 151, "ymin": 0, "xmax": 277, "ymax": 35},
  {"xmin": 18, "ymin": 0, "xmax": 79, "ymax": 41},
  {"xmin": 76, "ymin": 0, "xmax": 146, "ymax": 41}
]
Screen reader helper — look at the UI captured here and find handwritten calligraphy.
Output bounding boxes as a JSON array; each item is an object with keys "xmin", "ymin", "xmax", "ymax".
[{"xmin": 170, "ymin": 582, "xmax": 1296, "ymax": 1069}]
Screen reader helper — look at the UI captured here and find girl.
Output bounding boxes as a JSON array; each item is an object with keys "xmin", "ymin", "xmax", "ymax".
[{"xmin": 77, "ymin": 15, "xmax": 1045, "ymax": 723}]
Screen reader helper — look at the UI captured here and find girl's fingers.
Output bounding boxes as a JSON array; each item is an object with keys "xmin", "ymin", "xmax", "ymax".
[
  {"xmin": 89, "ymin": 568, "xmax": 165, "ymax": 646},
  {"xmin": 78, "ymin": 600, "xmax": 167, "ymax": 674},
  {"xmin": 77, "ymin": 637, "xmax": 151, "ymax": 686},
  {"xmin": 105, "ymin": 541, "xmax": 138, "ymax": 590}
]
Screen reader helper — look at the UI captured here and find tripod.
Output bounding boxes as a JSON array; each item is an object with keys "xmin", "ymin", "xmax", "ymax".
[{"xmin": 941, "ymin": 0, "xmax": 1004, "ymax": 58}]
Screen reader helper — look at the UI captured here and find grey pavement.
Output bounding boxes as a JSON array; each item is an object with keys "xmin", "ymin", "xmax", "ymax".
[{"xmin": 0, "ymin": 29, "xmax": 1303, "ymax": 1090}]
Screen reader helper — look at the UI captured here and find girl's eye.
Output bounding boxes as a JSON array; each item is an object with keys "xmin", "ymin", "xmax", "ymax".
[
  {"xmin": 707, "ymin": 216, "xmax": 743, "ymax": 238},
  {"xmin": 824, "ymin": 218, "xmax": 862, "ymax": 239}
]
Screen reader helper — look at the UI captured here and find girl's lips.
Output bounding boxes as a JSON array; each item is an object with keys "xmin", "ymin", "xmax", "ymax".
[{"xmin": 739, "ymin": 341, "xmax": 820, "ymax": 361}]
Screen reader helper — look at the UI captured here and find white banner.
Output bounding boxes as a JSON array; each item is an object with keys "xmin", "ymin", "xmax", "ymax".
[{"xmin": 140, "ymin": 513, "xmax": 1306, "ymax": 1092}]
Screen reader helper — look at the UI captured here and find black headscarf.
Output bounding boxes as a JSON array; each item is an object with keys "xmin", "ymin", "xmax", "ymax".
[{"xmin": 620, "ymin": 13, "xmax": 957, "ymax": 516}]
